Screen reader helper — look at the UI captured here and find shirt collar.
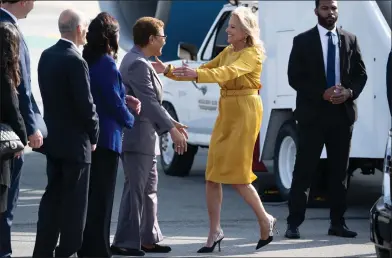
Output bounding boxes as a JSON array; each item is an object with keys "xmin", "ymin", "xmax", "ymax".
[
  {"xmin": 317, "ymin": 23, "xmax": 337, "ymax": 36},
  {"xmin": 60, "ymin": 38, "xmax": 81, "ymax": 54},
  {"xmin": 0, "ymin": 8, "xmax": 18, "ymax": 25}
]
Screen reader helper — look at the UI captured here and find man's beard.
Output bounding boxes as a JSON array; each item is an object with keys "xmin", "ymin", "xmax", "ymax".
[{"xmin": 318, "ymin": 15, "xmax": 337, "ymax": 29}]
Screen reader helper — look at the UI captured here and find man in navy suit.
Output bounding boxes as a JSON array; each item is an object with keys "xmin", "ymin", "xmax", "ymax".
[
  {"xmin": 0, "ymin": 1, "xmax": 45, "ymax": 257},
  {"xmin": 32, "ymin": 9, "xmax": 99, "ymax": 257}
]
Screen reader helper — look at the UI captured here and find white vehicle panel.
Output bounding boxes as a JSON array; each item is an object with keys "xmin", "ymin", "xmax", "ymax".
[{"xmin": 161, "ymin": 0, "xmax": 391, "ymax": 162}]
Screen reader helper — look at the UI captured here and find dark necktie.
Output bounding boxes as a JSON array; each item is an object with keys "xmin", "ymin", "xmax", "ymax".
[{"xmin": 326, "ymin": 31, "xmax": 335, "ymax": 88}]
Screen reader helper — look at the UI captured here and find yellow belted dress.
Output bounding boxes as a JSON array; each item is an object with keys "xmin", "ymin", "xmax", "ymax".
[{"xmin": 165, "ymin": 45, "xmax": 263, "ymax": 184}]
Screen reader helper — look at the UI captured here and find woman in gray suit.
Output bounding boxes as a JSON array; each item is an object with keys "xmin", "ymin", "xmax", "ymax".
[{"xmin": 110, "ymin": 17, "xmax": 188, "ymax": 257}]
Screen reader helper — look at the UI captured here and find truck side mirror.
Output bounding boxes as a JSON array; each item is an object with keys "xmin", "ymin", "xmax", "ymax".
[
  {"xmin": 177, "ymin": 42, "xmax": 198, "ymax": 61},
  {"xmin": 228, "ymin": 0, "xmax": 239, "ymax": 6}
]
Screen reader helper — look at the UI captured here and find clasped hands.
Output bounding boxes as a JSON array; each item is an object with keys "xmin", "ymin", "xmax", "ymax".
[
  {"xmin": 151, "ymin": 57, "xmax": 197, "ymax": 79},
  {"xmin": 125, "ymin": 95, "xmax": 141, "ymax": 114},
  {"xmin": 171, "ymin": 60, "xmax": 198, "ymax": 79},
  {"xmin": 323, "ymin": 85, "xmax": 351, "ymax": 105}
]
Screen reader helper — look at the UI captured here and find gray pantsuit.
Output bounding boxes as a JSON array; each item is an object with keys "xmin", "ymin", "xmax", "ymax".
[
  {"xmin": 112, "ymin": 46, "xmax": 174, "ymax": 250},
  {"xmin": 114, "ymin": 153, "xmax": 161, "ymax": 248}
]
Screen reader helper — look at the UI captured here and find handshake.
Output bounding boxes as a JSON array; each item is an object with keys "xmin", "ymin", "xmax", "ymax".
[{"xmin": 323, "ymin": 84, "xmax": 352, "ymax": 105}]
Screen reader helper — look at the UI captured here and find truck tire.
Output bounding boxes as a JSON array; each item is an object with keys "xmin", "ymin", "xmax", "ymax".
[
  {"xmin": 273, "ymin": 121, "xmax": 348, "ymax": 206},
  {"xmin": 273, "ymin": 121, "xmax": 298, "ymax": 201},
  {"xmin": 159, "ymin": 102, "xmax": 198, "ymax": 177},
  {"xmin": 375, "ymin": 246, "xmax": 391, "ymax": 258}
]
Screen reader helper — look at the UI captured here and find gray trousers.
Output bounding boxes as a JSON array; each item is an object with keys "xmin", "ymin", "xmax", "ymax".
[{"xmin": 112, "ymin": 152, "xmax": 163, "ymax": 249}]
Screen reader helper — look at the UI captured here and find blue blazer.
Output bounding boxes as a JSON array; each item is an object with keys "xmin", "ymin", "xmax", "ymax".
[
  {"xmin": 89, "ymin": 54, "xmax": 134, "ymax": 153},
  {"xmin": 0, "ymin": 9, "xmax": 47, "ymax": 138}
]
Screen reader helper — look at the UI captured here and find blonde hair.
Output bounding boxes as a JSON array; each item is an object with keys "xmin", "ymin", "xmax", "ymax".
[{"xmin": 231, "ymin": 6, "xmax": 266, "ymax": 62}]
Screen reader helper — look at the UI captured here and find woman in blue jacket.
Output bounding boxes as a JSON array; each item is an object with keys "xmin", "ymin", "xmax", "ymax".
[{"xmin": 78, "ymin": 12, "xmax": 141, "ymax": 257}]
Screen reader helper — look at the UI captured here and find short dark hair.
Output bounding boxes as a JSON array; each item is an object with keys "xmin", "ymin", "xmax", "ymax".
[
  {"xmin": 133, "ymin": 17, "xmax": 164, "ymax": 48},
  {"xmin": 82, "ymin": 12, "xmax": 120, "ymax": 65},
  {"xmin": 1, "ymin": 0, "xmax": 21, "ymax": 4},
  {"xmin": 315, "ymin": 0, "xmax": 320, "ymax": 8}
]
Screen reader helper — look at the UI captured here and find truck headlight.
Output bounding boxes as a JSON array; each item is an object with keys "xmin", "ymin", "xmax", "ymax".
[{"xmin": 383, "ymin": 130, "xmax": 392, "ymax": 207}]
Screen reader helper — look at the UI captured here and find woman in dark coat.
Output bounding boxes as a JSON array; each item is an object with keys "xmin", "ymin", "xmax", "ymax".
[
  {"xmin": 0, "ymin": 22, "xmax": 28, "ymax": 215},
  {"xmin": 78, "ymin": 12, "xmax": 139, "ymax": 258}
]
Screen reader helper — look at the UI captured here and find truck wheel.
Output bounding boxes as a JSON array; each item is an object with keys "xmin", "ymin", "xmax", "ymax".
[
  {"xmin": 375, "ymin": 246, "xmax": 390, "ymax": 258},
  {"xmin": 273, "ymin": 122, "xmax": 351, "ymax": 205},
  {"xmin": 159, "ymin": 102, "xmax": 198, "ymax": 177},
  {"xmin": 273, "ymin": 121, "xmax": 298, "ymax": 201}
]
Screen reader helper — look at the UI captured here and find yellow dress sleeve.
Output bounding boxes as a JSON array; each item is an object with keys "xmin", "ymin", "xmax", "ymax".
[{"xmin": 196, "ymin": 47, "xmax": 261, "ymax": 83}]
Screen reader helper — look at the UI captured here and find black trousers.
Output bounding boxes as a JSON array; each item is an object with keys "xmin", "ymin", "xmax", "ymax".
[
  {"xmin": 78, "ymin": 147, "xmax": 119, "ymax": 257},
  {"xmin": 0, "ymin": 185, "xmax": 7, "ymax": 214},
  {"xmin": 287, "ymin": 114, "xmax": 352, "ymax": 227},
  {"xmin": 33, "ymin": 156, "xmax": 90, "ymax": 258},
  {"xmin": 0, "ymin": 158, "xmax": 11, "ymax": 213}
]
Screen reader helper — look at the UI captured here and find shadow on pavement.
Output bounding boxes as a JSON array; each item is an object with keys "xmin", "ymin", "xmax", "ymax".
[{"xmin": 10, "ymin": 151, "xmax": 379, "ymax": 257}]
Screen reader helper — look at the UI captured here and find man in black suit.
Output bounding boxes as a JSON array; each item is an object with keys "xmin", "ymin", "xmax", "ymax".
[
  {"xmin": 0, "ymin": 1, "xmax": 46, "ymax": 257},
  {"xmin": 386, "ymin": 50, "xmax": 392, "ymax": 116},
  {"xmin": 32, "ymin": 9, "xmax": 99, "ymax": 257},
  {"xmin": 285, "ymin": 0, "xmax": 367, "ymax": 239}
]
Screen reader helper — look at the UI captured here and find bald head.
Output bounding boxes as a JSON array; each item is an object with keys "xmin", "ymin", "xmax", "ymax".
[
  {"xmin": 58, "ymin": 9, "xmax": 89, "ymax": 47},
  {"xmin": 58, "ymin": 9, "xmax": 86, "ymax": 35}
]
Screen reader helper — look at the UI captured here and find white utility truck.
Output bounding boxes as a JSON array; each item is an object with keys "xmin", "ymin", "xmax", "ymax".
[{"xmin": 158, "ymin": 0, "xmax": 392, "ymax": 201}]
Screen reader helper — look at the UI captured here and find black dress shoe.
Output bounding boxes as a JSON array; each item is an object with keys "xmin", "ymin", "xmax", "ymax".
[
  {"xmin": 328, "ymin": 224, "xmax": 357, "ymax": 238},
  {"xmin": 284, "ymin": 225, "xmax": 300, "ymax": 239},
  {"xmin": 141, "ymin": 244, "xmax": 172, "ymax": 253},
  {"xmin": 110, "ymin": 245, "xmax": 145, "ymax": 256}
]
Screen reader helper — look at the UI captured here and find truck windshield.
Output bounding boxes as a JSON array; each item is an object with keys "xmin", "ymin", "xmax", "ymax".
[{"xmin": 376, "ymin": 0, "xmax": 391, "ymax": 29}]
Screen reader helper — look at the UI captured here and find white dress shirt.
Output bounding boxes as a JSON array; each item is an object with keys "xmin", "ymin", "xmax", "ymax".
[
  {"xmin": 60, "ymin": 38, "xmax": 81, "ymax": 55},
  {"xmin": 317, "ymin": 23, "xmax": 340, "ymax": 85}
]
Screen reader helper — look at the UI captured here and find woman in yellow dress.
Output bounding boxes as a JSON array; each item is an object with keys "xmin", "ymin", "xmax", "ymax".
[{"xmin": 153, "ymin": 6, "xmax": 277, "ymax": 253}]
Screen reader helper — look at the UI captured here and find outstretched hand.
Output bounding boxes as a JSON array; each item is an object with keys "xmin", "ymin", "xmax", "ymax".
[
  {"xmin": 172, "ymin": 62, "xmax": 197, "ymax": 78},
  {"xmin": 151, "ymin": 56, "xmax": 167, "ymax": 74}
]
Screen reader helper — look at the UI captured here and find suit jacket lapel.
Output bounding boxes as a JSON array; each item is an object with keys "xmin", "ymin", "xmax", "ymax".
[
  {"xmin": 311, "ymin": 26, "xmax": 327, "ymax": 82},
  {"xmin": 151, "ymin": 68, "xmax": 163, "ymax": 89},
  {"xmin": 0, "ymin": 9, "xmax": 28, "ymax": 50},
  {"xmin": 337, "ymin": 27, "xmax": 347, "ymax": 77},
  {"xmin": 150, "ymin": 65, "xmax": 163, "ymax": 102},
  {"xmin": 15, "ymin": 25, "xmax": 29, "ymax": 51},
  {"xmin": 131, "ymin": 46, "xmax": 164, "ymax": 100}
]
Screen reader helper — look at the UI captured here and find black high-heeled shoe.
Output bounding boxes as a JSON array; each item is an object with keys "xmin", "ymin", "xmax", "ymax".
[
  {"xmin": 197, "ymin": 231, "xmax": 224, "ymax": 253},
  {"xmin": 256, "ymin": 217, "xmax": 278, "ymax": 250}
]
